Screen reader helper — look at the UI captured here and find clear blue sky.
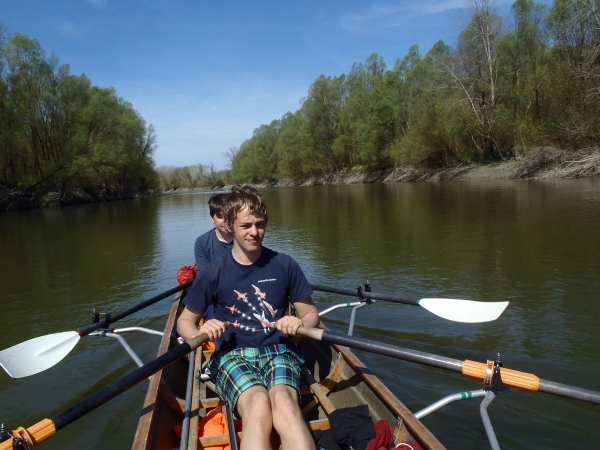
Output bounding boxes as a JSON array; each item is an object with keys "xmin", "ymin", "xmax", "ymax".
[{"xmin": 0, "ymin": 0, "xmax": 551, "ymax": 169}]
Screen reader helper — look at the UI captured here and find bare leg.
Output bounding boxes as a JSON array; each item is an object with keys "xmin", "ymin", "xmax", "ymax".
[
  {"xmin": 237, "ymin": 385, "xmax": 274, "ymax": 450},
  {"xmin": 269, "ymin": 385, "xmax": 315, "ymax": 450}
]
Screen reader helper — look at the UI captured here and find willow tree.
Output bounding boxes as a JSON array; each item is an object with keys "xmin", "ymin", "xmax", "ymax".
[{"xmin": 0, "ymin": 32, "xmax": 158, "ymax": 192}]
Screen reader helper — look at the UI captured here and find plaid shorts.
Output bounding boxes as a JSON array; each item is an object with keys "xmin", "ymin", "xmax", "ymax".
[{"xmin": 208, "ymin": 344, "xmax": 304, "ymax": 409}]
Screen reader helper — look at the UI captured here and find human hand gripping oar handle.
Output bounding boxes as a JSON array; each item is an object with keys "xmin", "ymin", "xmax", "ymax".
[
  {"xmin": 0, "ymin": 331, "xmax": 209, "ymax": 450},
  {"xmin": 296, "ymin": 327, "xmax": 600, "ymax": 406},
  {"xmin": 77, "ymin": 280, "xmax": 193, "ymax": 336}
]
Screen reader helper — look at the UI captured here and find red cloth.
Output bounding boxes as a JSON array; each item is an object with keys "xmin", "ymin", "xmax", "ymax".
[
  {"xmin": 366, "ymin": 419, "xmax": 394, "ymax": 450},
  {"xmin": 177, "ymin": 265, "xmax": 198, "ymax": 285}
]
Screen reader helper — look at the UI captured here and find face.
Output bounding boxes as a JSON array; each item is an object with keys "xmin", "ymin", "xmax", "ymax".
[
  {"xmin": 210, "ymin": 212, "xmax": 230, "ymax": 235},
  {"xmin": 231, "ymin": 206, "xmax": 266, "ymax": 254}
]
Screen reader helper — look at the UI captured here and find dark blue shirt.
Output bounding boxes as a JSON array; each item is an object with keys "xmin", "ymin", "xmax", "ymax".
[
  {"xmin": 183, "ymin": 247, "xmax": 313, "ymax": 353},
  {"xmin": 194, "ymin": 228, "xmax": 234, "ymax": 268},
  {"xmin": 194, "ymin": 228, "xmax": 233, "ymax": 320}
]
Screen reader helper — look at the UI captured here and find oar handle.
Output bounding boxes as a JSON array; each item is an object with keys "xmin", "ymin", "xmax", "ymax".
[
  {"xmin": 77, "ymin": 280, "xmax": 193, "ymax": 337},
  {"xmin": 0, "ymin": 332, "xmax": 208, "ymax": 449},
  {"xmin": 310, "ymin": 284, "xmax": 419, "ymax": 306}
]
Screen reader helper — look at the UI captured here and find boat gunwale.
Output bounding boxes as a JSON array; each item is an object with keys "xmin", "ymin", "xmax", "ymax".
[{"xmin": 131, "ymin": 295, "xmax": 182, "ymax": 450}]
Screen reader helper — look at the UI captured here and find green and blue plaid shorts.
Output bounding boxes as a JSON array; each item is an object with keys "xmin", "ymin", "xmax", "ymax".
[{"xmin": 208, "ymin": 344, "xmax": 304, "ymax": 409}]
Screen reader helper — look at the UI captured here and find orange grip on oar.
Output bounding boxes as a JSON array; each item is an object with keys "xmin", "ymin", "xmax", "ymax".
[
  {"xmin": 0, "ymin": 419, "xmax": 56, "ymax": 450},
  {"xmin": 462, "ymin": 360, "xmax": 540, "ymax": 391}
]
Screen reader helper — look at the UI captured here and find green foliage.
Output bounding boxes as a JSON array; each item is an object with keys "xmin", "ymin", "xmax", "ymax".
[
  {"xmin": 157, "ymin": 163, "xmax": 225, "ymax": 190},
  {"xmin": 0, "ymin": 31, "xmax": 158, "ymax": 193},
  {"xmin": 226, "ymin": 1, "xmax": 600, "ymax": 183}
]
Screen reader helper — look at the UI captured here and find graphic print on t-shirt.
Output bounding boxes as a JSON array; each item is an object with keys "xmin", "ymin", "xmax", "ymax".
[{"xmin": 227, "ymin": 283, "xmax": 279, "ymax": 333}]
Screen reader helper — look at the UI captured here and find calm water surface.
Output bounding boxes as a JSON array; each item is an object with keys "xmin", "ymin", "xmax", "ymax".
[{"xmin": 1, "ymin": 180, "xmax": 599, "ymax": 449}]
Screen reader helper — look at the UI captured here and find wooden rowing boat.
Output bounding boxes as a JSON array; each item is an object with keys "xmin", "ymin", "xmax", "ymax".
[{"xmin": 131, "ymin": 289, "xmax": 446, "ymax": 450}]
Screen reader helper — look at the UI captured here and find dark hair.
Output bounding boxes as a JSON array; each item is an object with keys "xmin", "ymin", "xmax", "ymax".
[
  {"xmin": 224, "ymin": 185, "xmax": 268, "ymax": 227},
  {"xmin": 208, "ymin": 193, "xmax": 228, "ymax": 217}
]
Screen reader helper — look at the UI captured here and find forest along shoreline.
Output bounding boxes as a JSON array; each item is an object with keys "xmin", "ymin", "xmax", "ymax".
[
  {"xmin": 0, "ymin": 187, "xmax": 163, "ymax": 212},
  {"xmin": 272, "ymin": 147, "xmax": 600, "ymax": 186},
  {"xmin": 3, "ymin": 147, "xmax": 597, "ymax": 212}
]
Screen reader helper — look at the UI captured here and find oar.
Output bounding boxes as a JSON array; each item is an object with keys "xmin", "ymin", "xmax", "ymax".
[
  {"xmin": 311, "ymin": 284, "xmax": 509, "ymax": 323},
  {"xmin": 0, "ymin": 280, "xmax": 193, "ymax": 379},
  {"xmin": 297, "ymin": 327, "xmax": 600, "ymax": 405},
  {"xmin": 0, "ymin": 332, "xmax": 208, "ymax": 450}
]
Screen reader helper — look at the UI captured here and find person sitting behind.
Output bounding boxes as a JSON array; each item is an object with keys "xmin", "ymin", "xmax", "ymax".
[
  {"xmin": 194, "ymin": 193, "xmax": 234, "ymax": 268},
  {"xmin": 193, "ymin": 193, "xmax": 234, "ymax": 320},
  {"xmin": 177, "ymin": 186, "xmax": 319, "ymax": 450}
]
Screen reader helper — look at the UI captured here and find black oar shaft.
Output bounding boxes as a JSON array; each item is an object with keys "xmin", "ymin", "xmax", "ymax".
[
  {"xmin": 311, "ymin": 284, "xmax": 419, "ymax": 306},
  {"xmin": 52, "ymin": 332, "xmax": 206, "ymax": 431},
  {"xmin": 77, "ymin": 280, "xmax": 193, "ymax": 337}
]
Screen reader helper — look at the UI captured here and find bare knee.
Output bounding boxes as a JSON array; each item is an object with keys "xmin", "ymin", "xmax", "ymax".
[
  {"xmin": 269, "ymin": 385, "xmax": 302, "ymax": 422},
  {"xmin": 237, "ymin": 386, "xmax": 272, "ymax": 421}
]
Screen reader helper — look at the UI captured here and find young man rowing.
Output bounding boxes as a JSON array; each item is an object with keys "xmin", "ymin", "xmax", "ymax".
[{"xmin": 177, "ymin": 187, "xmax": 319, "ymax": 450}]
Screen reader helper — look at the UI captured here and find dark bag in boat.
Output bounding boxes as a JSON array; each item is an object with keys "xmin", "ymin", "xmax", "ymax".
[{"xmin": 312, "ymin": 405, "xmax": 376, "ymax": 450}]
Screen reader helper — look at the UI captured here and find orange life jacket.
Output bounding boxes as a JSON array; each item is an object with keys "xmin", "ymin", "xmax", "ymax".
[{"xmin": 174, "ymin": 405, "xmax": 242, "ymax": 450}]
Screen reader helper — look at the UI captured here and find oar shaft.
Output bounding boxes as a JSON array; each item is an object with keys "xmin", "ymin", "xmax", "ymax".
[
  {"xmin": 299, "ymin": 327, "xmax": 463, "ymax": 372},
  {"xmin": 311, "ymin": 284, "xmax": 419, "ymax": 306},
  {"xmin": 297, "ymin": 327, "xmax": 600, "ymax": 406},
  {"xmin": 77, "ymin": 280, "xmax": 193, "ymax": 337},
  {"xmin": 0, "ymin": 333, "xmax": 207, "ymax": 449},
  {"xmin": 52, "ymin": 332, "xmax": 206, "ymax": 430},
  {"xmin": 539, "ymin": 379, "xmax": 600, "ymax": 404}
]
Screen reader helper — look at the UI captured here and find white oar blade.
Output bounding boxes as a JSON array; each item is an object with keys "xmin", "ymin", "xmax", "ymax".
[
  {"xmin": 0, "ymin": 331, "xmax": 80, "ymax": 378},
  {"xmin": 418, "ymin": 298, "xmax": 509, "ymax": 323}
]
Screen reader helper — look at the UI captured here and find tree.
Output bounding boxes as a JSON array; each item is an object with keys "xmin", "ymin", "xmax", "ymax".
[
  {"xmin": 431, "ymin": 0, "xmax": 506, "ymax": 159},
  {"xmin": 546, "ymin": 0, "xmax": 600, "ymax": 143},
  {"xmin": 0, "ymin": 31, "xmax": 158, "ymax": 192},
  {"xmin": 224, "ymin": 145, "xmax": 238, "ymax": 169},
  {"xmin": 501, "ymin": 1, "xmax": 550, "ymax": 147}
]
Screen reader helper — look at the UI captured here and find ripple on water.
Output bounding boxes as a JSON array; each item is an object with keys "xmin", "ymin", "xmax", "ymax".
[{"xmin": 1, "ymin": 183, "xmax": 599, "ymax": 448}]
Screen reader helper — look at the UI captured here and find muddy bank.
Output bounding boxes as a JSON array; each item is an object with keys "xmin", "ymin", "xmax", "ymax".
[
  {"xmin": 3, "ymin": 148, "xmax": 598, "ymax": 211},
  {"xmin": 273, "ymin": 147, "xmax": 600, "ymax": 187},
  {"xmin": 0, "ymin": 187, "xmax": 162, "ymax": 212}
]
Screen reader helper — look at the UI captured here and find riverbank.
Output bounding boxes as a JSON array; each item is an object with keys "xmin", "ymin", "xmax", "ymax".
[
  {"xmin": 274, "ymin": 147, "xmax": 600, "ymax": 187},
  {"xmin": 0, "ymin": 187, "xmax": 162, "ymax": 212},
  {"xmin": 3, "ymin": 147, "xmax": 598, "ymax": 211}
]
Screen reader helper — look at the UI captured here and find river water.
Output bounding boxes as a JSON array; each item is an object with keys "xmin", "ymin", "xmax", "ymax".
[{"xmin": 1, "ymin": 180, "xmax": 599, "ymax": 449}]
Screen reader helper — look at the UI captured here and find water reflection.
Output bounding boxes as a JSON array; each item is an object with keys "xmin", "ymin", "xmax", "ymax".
[
  {"xmin": 0, "ymin": 180, "xmax": 599, "ymax": 449},
  {"xmin": 262, "ymin": 181, "xmax": 600, "ymax": 448}
]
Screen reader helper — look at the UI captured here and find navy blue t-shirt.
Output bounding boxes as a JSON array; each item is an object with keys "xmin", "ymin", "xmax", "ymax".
[
  {"xmin": 194, "ymin": 228, "xmax": 234, "ymax": 268},
  {"xmin": 194, "ymin": 228, "xmax": 233, "ymax": 320},
  {"xmin": 183, "ymin": 247, "xmax": 313, "ymax": 353}
]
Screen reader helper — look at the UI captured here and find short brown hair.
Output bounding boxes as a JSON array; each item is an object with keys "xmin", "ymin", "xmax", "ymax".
[
  {"xmin": 208, "ymin": 193, "xmax": 227, "ymax": 217},
  {"xmin": 225, "ymin": 186, "xmax": 268, "ymax": 227}
]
